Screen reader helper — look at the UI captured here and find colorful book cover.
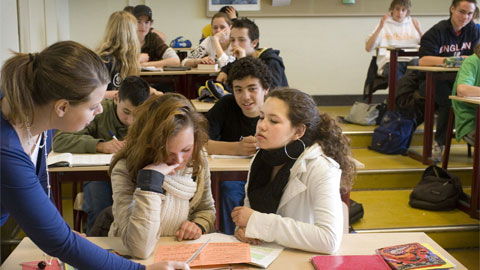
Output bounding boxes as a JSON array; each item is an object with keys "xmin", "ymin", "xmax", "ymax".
[
  {"xmin": 376, "ymin": 242, "xmax": 446, "ymax": 270},
  {"xmin": 311, "ymin": 255, "xmax": 391, "ymax": 270}
]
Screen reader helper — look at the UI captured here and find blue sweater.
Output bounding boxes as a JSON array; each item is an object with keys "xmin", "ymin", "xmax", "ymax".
[{"xmin": 0, "ymin": 112, "xmax": 145, "ymax": 270}]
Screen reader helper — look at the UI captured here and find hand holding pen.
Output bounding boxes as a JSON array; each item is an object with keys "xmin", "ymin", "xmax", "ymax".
[
  {"xmin": 95, "ymin": 130, "xmax": 125, "ymax": 154},
  {"xmin": 237, "ymin": 136, "xmax": 257, "ymax": 156}
]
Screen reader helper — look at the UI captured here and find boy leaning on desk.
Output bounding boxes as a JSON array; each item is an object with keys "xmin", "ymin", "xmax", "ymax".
[{"xmin": 52, "ymin": 76, "xmax": 150, "ymax": 234}]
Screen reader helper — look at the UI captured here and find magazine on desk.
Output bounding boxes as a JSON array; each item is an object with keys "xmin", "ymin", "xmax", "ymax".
[{"xmin": 47, "ymin": 152, "xmax": 113, "ymax": 167}]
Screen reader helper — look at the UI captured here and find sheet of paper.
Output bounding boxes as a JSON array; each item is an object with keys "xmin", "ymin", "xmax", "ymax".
[
  {"xmin": 47, "ymin": 152, "xmax": 72, "ymax": 167},
  {"xmin": 155, "ymin": 242, "xmax": 250, "ymax": 267},
  {"xmin": 71, "ymin": 154, "xmax": 114, "ymax": 166}
]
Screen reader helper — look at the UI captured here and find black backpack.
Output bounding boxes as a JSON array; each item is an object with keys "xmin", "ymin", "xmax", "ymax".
[{"xmin": 409, "ymin": 166, "xmax": 466, "ymax": 211}]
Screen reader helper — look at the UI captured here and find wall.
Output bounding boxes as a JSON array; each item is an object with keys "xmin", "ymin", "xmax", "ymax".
[{"xmin": 70, "ymin": 1, "xmax": 448, "ymax": 95}]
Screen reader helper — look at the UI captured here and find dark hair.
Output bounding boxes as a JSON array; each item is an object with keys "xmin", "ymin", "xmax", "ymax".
[
  {"xmin": 219, "ymin": 5, "xmax": 238, "ymax": 18},
  {"xmin": 118, "ymin": 76, "xmax": 150, "ymax": 106},
  {"xmin": 232, "ymin": 18, "xmax": 260, "ymax": 49},
  {"xmin": 227, "ymin": 56, "xmax": 272, "ymax": 90},
  {"xmin": 110, "ymin": 93, "xmax": 208, "ymax": 179},
  {"xmin": 1, "ymin": 40, "xmax": 109, "ymax": 126},
  {"xmin": 211, "ymin": 12, "xmax": 232, "ymax": 26},
  {"xmin": 266, "ymin": 88, "xmax": 356, "ymax": 193},
  {"xmin": 123, "ymin": 6, "xmax": 134, "ymax": 13},
  {"xmin": 450, "ymin": 0, "xmax": 477, "ymax": 16},
  {"xmin": 389, "ymin": 0, "xmax": 412, "ymax": 15}
]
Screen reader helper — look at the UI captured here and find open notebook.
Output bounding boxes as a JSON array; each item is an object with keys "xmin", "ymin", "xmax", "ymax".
[{"xmin": 47, "ymin": 152, "xmax": 113, "ymax": 167}]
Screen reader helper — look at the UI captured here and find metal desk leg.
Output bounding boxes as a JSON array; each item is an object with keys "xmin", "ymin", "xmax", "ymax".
[
  {"xmin": 422, "ymin": 72, "xmax": 436, "ymax": 165},
  {"xmin": 471, "ymin": 106, "xmax": 479, "ymax": 219},
  {"xmin": 388, "ymin": 50, "xmax": 399, "ymax": 110},
  {"xmin": 49, "ymin": 171, "xmax": 63, "ymax": 215}
]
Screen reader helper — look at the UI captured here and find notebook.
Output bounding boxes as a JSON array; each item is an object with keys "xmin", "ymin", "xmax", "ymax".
[
  {"xmin": 376, "ymin": 242, "xmax": 451, "ymax": 270},
  {"xmin": 47, "ymin": 152, "xmax": 113, "ymax": 167},
  {"xmin": 311, "ymin": 255, "xmax": 391, "ymax": 270},
  {"xmin": 197, "ymin": 64, "xmax": 218, "ymax": 71}
]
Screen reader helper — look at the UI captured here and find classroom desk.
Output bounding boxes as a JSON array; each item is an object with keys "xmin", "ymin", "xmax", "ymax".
[
  {"xmin": 385, "ymin": 46, "xmax": 419, "ymax": 110},
  {"xmin": 140, "ymin": 68, "xmax": 218, "ymax": 99},
  {"xmin": 1, "ymin": 233, "xmax": 467, "ymax": 269},
  {"xmin": 48, "ymin": 156, "xmax": 252, "ymax": 231},
  {"xmin": 406, "ymin": 66, "xmax": 459, "ymax": 165},
  {"xmin": 448, "ymin": 96, "xmax": 480, "ymax": 219}
]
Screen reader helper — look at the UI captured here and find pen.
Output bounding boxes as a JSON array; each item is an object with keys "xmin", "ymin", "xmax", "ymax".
[
  {"xmin": 108, "ymin": 130, "xmax": 119, "ymax": 141},
  {"xmin": 185, "ymin": 238, "xmax": 211, "ymax": 265}
]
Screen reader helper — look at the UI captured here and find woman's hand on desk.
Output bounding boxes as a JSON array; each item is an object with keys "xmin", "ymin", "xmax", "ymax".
[
  {"xmin": 198, "ymin": 57, "xmax": 215, "ymax": 65},
  {"xmin": 237, "ymin": 136, "xmax": 257, "ymax": 156},
  {"xmin": 96, "ymin": 139, "xmax": 126, "ymax": 154},
  {"xmin": 176, "ymin": 221, "xmax": 202, "ymax": 241},
  {"xmin": 235, "ymin": 227, "xmax": 261, "ymax": 245},
  {"xmin": 146, "ymin": 261, "xmax": 190, "ymax": 270}
]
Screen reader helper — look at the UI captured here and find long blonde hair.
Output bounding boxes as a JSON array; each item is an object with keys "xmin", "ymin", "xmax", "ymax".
[
  {"xmin": 110, "ymin": 93, "xmax": 209, "ymax": 180},
  {"xmin": 1, "ymin": 41, "xmax": 109, "ymax": 126},
  {"xmin": 96, "ymin": 11, "xmax": 140, "ymax": 81}
]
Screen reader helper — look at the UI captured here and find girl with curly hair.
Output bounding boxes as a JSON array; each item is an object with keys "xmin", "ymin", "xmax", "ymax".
[
  {"xmin": 109, "ymin": 93, "xmax": 215, "ymax": 259},
  {"xmin": 231, "ymin": 88, "xmax": 355, "ymax": 254}
]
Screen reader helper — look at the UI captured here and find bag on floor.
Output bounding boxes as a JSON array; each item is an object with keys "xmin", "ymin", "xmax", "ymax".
[
  {"xmin": 409, "ymin": 166, "xmax": 466, "ymax": 211},
  {"xmin": 349, "ymin": 199, "xmax": 364, "ymax": 225},
  {"xmin": 369, "ymin": 110, "xmax": 415, "ymax": 155},
  {"xmin": 343, "ymin": 101, "xmax": 380, "ymax": 126}
]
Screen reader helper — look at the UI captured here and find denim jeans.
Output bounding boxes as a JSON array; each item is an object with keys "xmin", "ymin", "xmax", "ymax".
[
  {"xmin": 220, "ymin": 181, "xmax": 245, "ymax": 235},
  {"xmin": 82, "ymin": 181, "xmax": 113, "ymax": 234}
]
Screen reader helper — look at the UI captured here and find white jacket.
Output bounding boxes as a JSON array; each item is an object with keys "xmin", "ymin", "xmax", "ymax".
[
  {"xmin": 244, "ymin": 143, "xmax": 344, "ymax": 254},
  {"xmin": 181, "ymin": 36, "xmax": 235, "ymax": 68},
  {"xmin": 367, "ymin": 16, "xmax": 421, "ymax": 74}
]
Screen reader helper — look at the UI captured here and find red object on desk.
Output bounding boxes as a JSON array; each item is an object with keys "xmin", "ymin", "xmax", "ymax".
[{"xmin": 311, "ymin": 255, "xmax": 390, "ymax": 270}]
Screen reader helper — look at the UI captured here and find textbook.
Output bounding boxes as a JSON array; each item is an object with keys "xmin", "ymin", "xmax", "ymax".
[
  {"xmin": 141, "ymin": 66, "xmax": 163, "ymax": 71},
  {"xmin": 376, "ymin": 242, "xmax": 454, "ymax": 270},
  {"xmin": 197, "ymin": 64, "xmax": 218, "ymax": 71},
  {"xmin": 47, "ymin": 152, "xmax": 113, "ymax": 167},
  {"xmin": 311, "ymin": 255, "xmax": 391, "ymax": 270}
]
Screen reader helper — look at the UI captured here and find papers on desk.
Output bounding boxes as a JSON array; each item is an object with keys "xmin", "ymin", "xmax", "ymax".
[
  {"xmin": 47, "ymin": 152, "xmax": 113, "ymax": 167},
  {"xmin": 188, "ymin": 233, "xmax": 284, "ymax": 268},
  {"xmin": 141, "ymin": 66, "xmax": 163, "ymax": 71}
]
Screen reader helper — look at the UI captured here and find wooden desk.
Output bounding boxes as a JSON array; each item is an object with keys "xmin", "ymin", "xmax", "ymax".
[
  {"xmin": 140, "ymin": 68, "xmax": 219, "ymax": 99},
  {"xmin": 2, "ymin": 233, "xmax": 466, "ymax": 269},
  {"xmin": 49, "ymin": 156, "xmax": 251, "ymax": 231},
  {"xmin": 385, "ymin": 46, "xmax": 419, "ymax": 110},
  {"xmin": 406, "ymin": 66, "xmax": 459, "ymax": 165},
  {"xmin": 190, "ymin": 99, "xmax": 215, "ymax": 113},
  {"xmin": 449, "ymin": 96, "xmax": 480, "ymax": 219}
]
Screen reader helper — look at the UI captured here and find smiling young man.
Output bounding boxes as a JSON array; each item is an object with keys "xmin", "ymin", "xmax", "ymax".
[
  {"xmin": 206, "ymin": 57, "xmax": 272, "ymax": 234},
  {"xmin": 53, "ymin": 76, "xmax": 150, "ymax": 233},
  {"xmin": 418, "ymin": 0, "xmax": 479, "ymax": 159},
  {"xmin": 215, "ymin": 18, "xmax": 288, "ymax": 89}
]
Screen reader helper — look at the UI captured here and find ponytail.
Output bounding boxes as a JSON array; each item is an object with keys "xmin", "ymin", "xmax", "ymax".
[{"xmin": 1, "ymin": 41, "xmax": 109, "ymax": 126}]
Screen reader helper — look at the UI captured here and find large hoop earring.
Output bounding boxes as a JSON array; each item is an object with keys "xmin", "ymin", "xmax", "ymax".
[{"xmin": 284, "ymin": 138, "xmax": 305, "ymax": 160}]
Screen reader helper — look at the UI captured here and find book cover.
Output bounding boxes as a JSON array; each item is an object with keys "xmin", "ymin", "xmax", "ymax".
[
  {"xmin": 311, "ymin": 255, "xmax": 391, "ymax": 270},
  {"xmin": 376, "ymin": 242, "xmax": 446, "ymax": 270},
  {"xmin": 197, "ymin": 64, "xmax": 218, "ymax": 70}
]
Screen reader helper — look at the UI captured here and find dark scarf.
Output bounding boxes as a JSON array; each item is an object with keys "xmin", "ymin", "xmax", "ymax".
[{"xmin": 248, "ymin": 139, "xmax": 310, "ymax": 214}]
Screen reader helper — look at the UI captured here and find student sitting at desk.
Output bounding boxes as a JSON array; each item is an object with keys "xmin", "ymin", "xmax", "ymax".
[
  {"xmin": 109, "ymin": 94, "xmax": 215, "ymax": 259},
  {"xmin": 231, "ymin": 88, "xmax": 355, "ymax": 254},
  {"xmin": 133, "ymin": 5, "xmax": 180, "ymax": 69},
  {"xmin": 97, "ymin": 11, "xmax": 141, "ymax": 95},
  {"xmin": 53, "ymin": 76, "xmax": 150, "ymax": 234},
  {"xmin": 417, "ymin": 0, "xmax": 479, "ymax": 159},
  {"xmin": 365, "ymin": 0, "xmax": 422, "ymax": 81},
  {"xmin": 206, "ymin": 57, "xmax": 272, "ymax": 234},
  {"xmin": 200, "ymin": 5, "xmax": 238, "ymax": 42},
  {"xmin": 183, "ymin": 12, "xmax": 235, "ymax": 68},
  {"xmin": 124, "ymin": 5, "xmax": 167, "ymax": 42},
  {"xmin": 452, "ymin": 43, "xmax": 480, "ymax": 145},
  {"xmin": 216, "ymin": 18, "xmax": 288, "ymax": 89},
  {"xmin": 0, "ymin": 41, "xmax": 187, "ymax": 270}
]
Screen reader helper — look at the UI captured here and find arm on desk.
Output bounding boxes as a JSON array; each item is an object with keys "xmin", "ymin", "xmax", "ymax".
[
  {"xmin": 457, "ymin": 84, "xmax": 480, "ymax": 97},
  {"xmin": 143, "ymin": 48, "xmax": 181, "ymax": 68},
  {"xmin": 188, "ymin": 158, "xmax": 216, "ymax": 234},
  {"xmin": 53, "ymin": 127, "xmax": 102, "ymax": 154},
  {"xmin": 206, "ymin": 139, "xmax": 257, "ymax": 156},
  {"xmin": 455, "ymin": 56, "xmax": 480, "ymax": 97},
  {"xmin": 242, "ymin": 159, "xmax": 344, "ymax": 254},
  {"xmin": 419, "ymin": 56, "xmax": 446, "ymax": 66}
]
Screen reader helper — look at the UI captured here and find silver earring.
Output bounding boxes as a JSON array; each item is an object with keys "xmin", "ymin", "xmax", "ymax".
[{"xmin": 284, "ymin": 138, "xmax": 305, "ymax": 160}]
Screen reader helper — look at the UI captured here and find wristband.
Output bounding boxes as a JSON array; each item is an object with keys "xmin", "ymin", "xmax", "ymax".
[{"xmin": 136, "ymin": 169, "xmax": 165, "ymax": 194}]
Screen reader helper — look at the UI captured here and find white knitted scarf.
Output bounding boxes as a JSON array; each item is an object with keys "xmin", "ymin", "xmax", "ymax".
[{"xmin": 159, "ymin": 174, "xmax": 197, "ymax": 236}]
